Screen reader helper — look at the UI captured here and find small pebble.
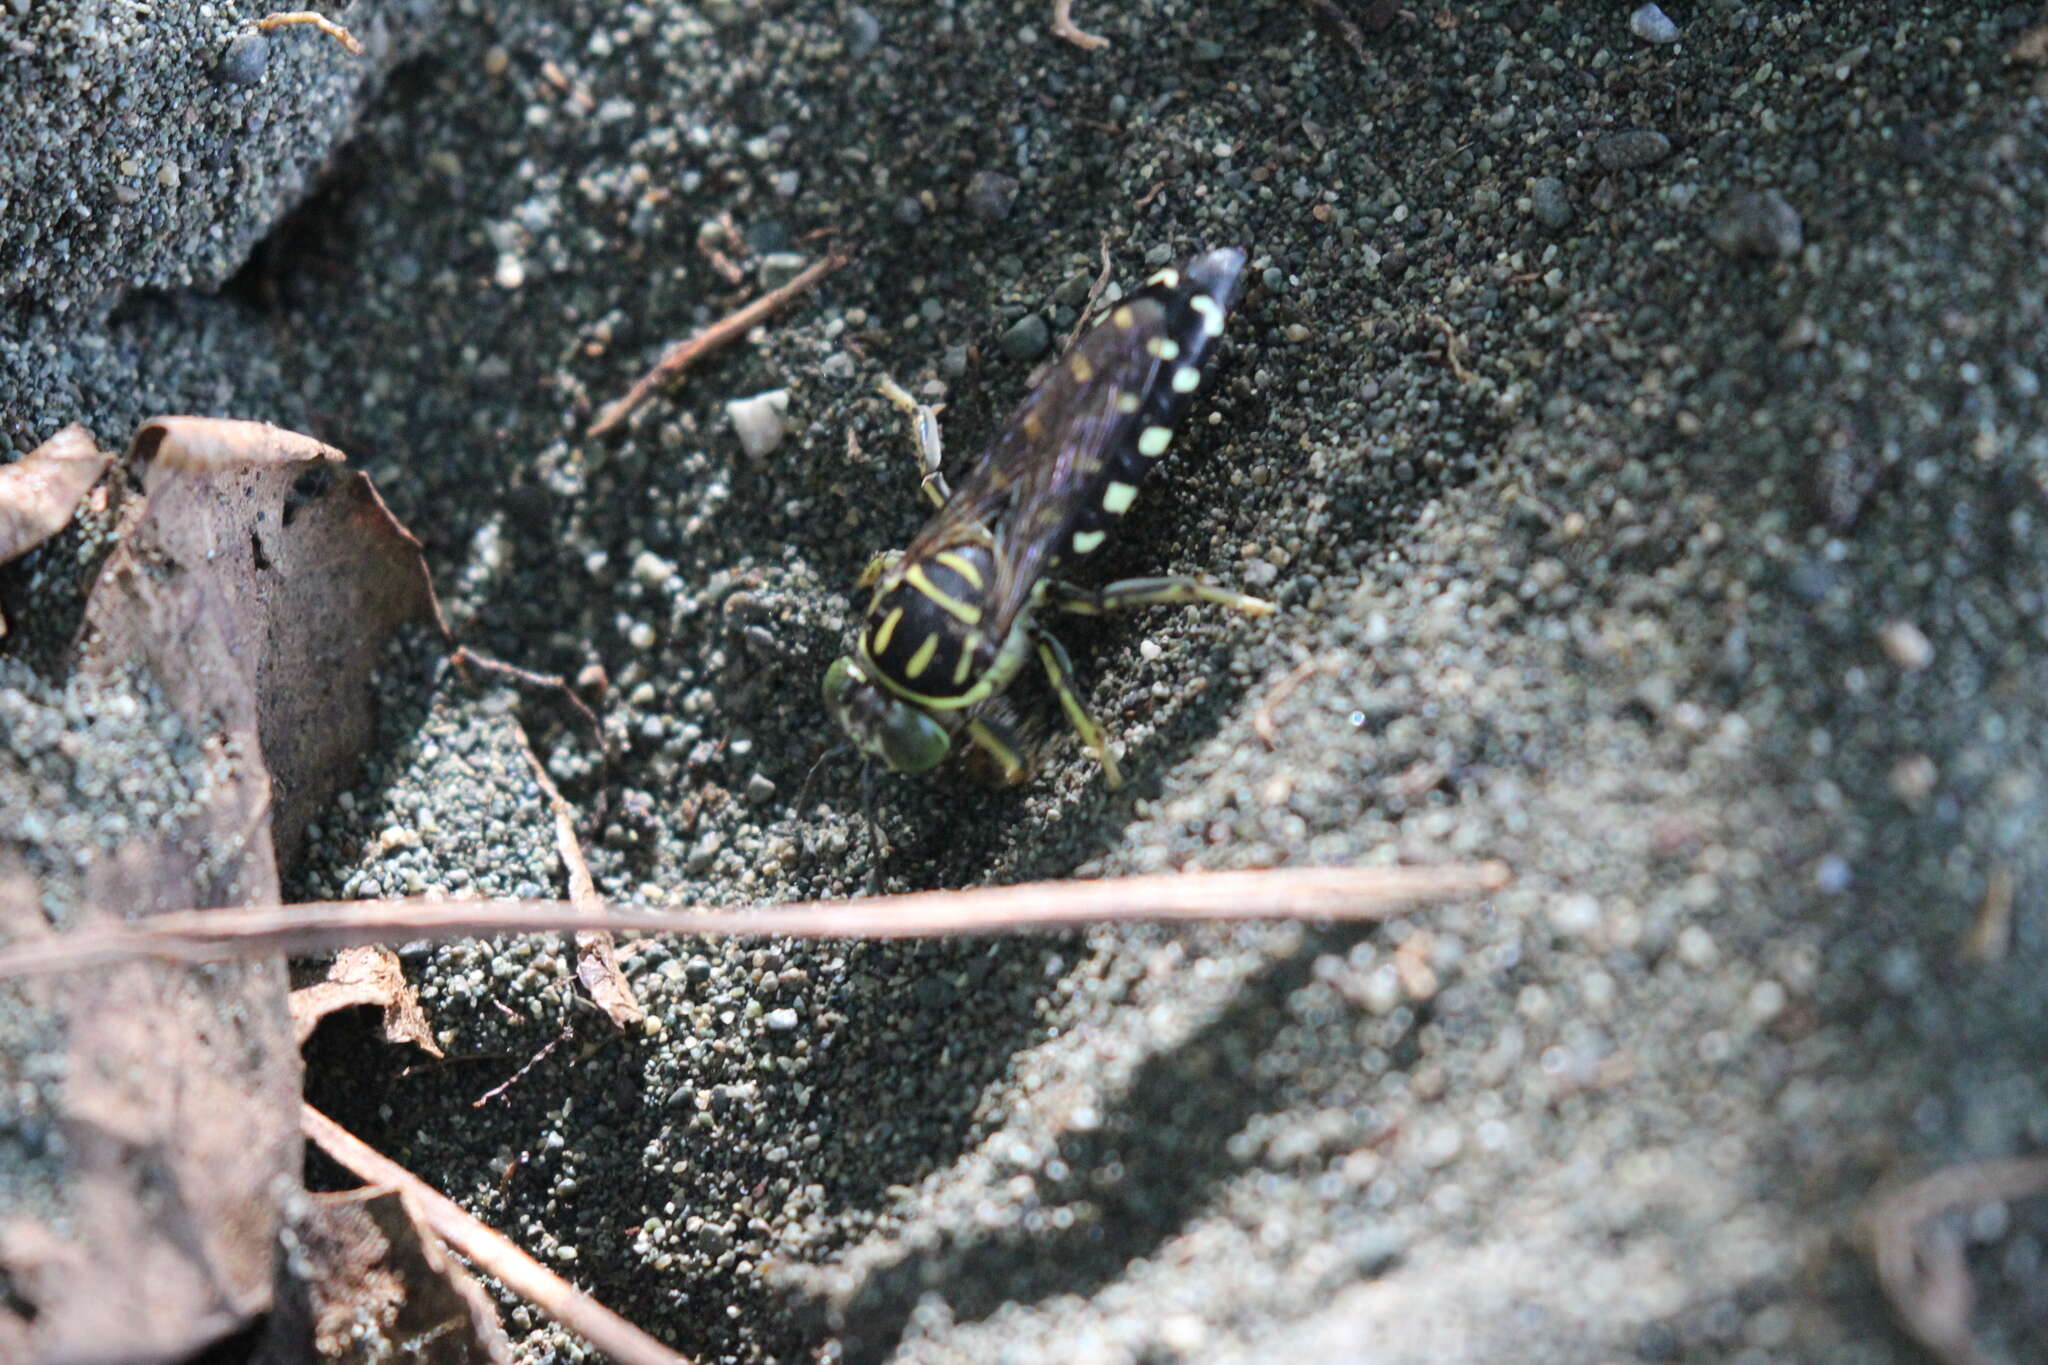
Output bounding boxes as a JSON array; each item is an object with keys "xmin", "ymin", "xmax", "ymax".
[
  {"xmin": 745, "ymin": 773, "xmax": 777, "ymax": 804},
  {"xmin": 1595, "ymin": 130, "xmax": 1672, "ymax": 171},
  {"xmin": 844, "ymin": 4, "xmax": 881, "ymax": 57},
  {"xmin": 217, "ymin": 31, "xmax": 269, "ymax": 86},
  {"xmin": 1629, "ymin": 4, "xmax": 1679, "ymax": 45},
  {"xmin": 493, "ymin": 254, "xmax": 526, "ymax": 289},
  {"xmin": 725, "ymin": 389, "xmax": 790, "ymax": 459},
  {"xmin": 1529, "ymin": 176, "xmax": 1572, "ymax": 230},
  {"xmin": 756, "ymin": 251, "xmax": 811, "ymax": 290},
  {"xmin": 1709, "ymin": 190, "xmax": 1804, "ymax": 259},
  {"xmin": 965, "ymin": 170, "xmax": 1020, "ymax": 224},
  {"xmin": 1889, "ymin": 753, "xmax": 1937, "ymax": 805},
  {"xmin": 1877, "ymin": 619, "xmax": 1933, "ymax": 671},
  {"xmin": 893, "ymin": 195, "xmax": 924, "ymax": 226},
  {"xmin": 764, "ymin": 1007, "xmax": 799, "ymax": 1032},
  {"xmin": 999, "ymin": 313, "xmax": 1050, "ymax": 362}
]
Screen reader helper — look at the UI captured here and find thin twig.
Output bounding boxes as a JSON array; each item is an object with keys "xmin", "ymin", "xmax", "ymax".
[
  {"xmin": 1051, "ymin": 0, "xmax": 1109, "ymax": 50},
  {"xmin": 472, "ymin": 1024, "xmax": 574, "ymax": 1108},
  {"xmin": 1426, "ymin": 313, "xmax": 1474, "ymax": 384},
  {"xmin": 303, "ymin": 1104, "xmax": 697, "ymax": 1365},
  {"xmin": 253, "ymin": 10, "xmax": 363, "ymax": 54},
  {"xmin": 510, "ymin": 720, "xmax": 644, "ymax": 1026},
  {"xmin": 588, "ymin": 249, "xmax": 851, "ymax": 438},
  {"xmin": 0, "ymin": 863, "xmax": 1512, "ymax": 976},
  {"xmin": 452, "ymin": 646, "xmax": 606, "ymax": 761},
  {"xmin": 1253, "ymin": 658, "xmax": 1323, "ymax": 751},
  {"xmin": 1861, "ymin": 1154, "xmax": 2048, "ymax": 1365},
  {"xmin": 1058, "ymin": 236, "xmax": 1117, "ymax": 358}
]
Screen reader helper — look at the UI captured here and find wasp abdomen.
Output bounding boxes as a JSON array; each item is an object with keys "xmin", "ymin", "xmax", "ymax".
[{"xmin": 1053, "ymin": 248, "xmax": 1246, "ymax": 565}]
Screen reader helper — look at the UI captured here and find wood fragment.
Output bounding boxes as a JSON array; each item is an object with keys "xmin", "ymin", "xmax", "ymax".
[
  {"xmin": 1427, "ymin": 312, "xmax": 1475, "ymax": 384},
  {"xmin": 1861, "ymin": 1154, "xmax": 2048, "ymax": 1365},
  {"xmin": 0, "ymin": 863, "xmax": 1513, "ymax": 977},
  {"xmin": 508, "ymin": 720, "xmax": 644, "ymax": 1027},
  {"xmin": 538, "ymin": 59, "xmax": 595, "ymax": 114},
  {"xmin": 1253, "ymin": 658, "xmax": 1323, "ymax": 750},
  {"xmin": 1958, "ymin": 864, "xmax": 2013, "ymax": 965},
  {"xmin": 253, "ymin": 10, "xmax": 364, "ymax": 55},
  {"xmin": 303, "ymin": 1105, "xmax": 696, "ymax": 1365},
  {"xmin": 1051, "ymin": 0, "xmax": 1109, "ymax": 50},
  {"xmin": 588, "ymin": 249, "xmax": 851, "ymax": 438}
]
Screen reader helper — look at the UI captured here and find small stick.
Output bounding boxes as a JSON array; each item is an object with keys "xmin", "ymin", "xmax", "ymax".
[
  {"xmin": 473, "ymin": 1024, "xmax": 574, "ymax": 1108},
  {"xmin": 1861, "ymin": 1154, "xmax": 2048, "ymax": 1365},
  {"xmin": 303, "ymin": 1104, "xmax": 698, "ymax": 1365},
  {"xmin": 1051, "ymin": 0, "xmax": 1109, "ymax": 50},
  {"xmin": 452, "ymin": 646, "xmax": 605, "ymax": 760},
  {"xmin": 1427, "ymin": 313, "xmax": 1474, "ymax": 384},
  {"xmin": 253, "ymin": 10, "xmax": 364, "ymax": 55},
  {"xmin": 509, "ymin": 720, "xmax": 645, "ymax": 1027},
  {"xmin": 0, "ymin": 863, "xmax": 1512, "ymax": 976},
  {"xmin": 1057, "ymin": 236, "xmax": 1117, "ymax": 358},
  {"xmin": 1253, "ymin": 658, "xmax": 1322, "ymax": 750},
  {"xmin": 588, "ymin": 249, "xmax": 851, "ymax": 438}
]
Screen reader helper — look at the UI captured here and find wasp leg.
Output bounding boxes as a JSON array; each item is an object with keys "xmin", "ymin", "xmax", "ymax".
[
  {"xmin": 1044, "ymin": 576, "xmax": 1275, "ymax": 618},
  {"xmin": 1032, "ymin": 629, "xmax": 1123, "ymax": 789},
  {"xmin": 858, "ymin": 760, "xmax": 891, "ymax": 892},
  {"xmin": 876, "ymin": 376, "xmax": 951, "ymax": 509},
  {"xmin": 963, "ymin": 715, "xmax": 1029, "ymax": 785}
]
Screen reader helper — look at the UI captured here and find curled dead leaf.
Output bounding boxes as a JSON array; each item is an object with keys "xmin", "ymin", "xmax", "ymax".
[
  {"xmin": 81, "ymin": 417, "xmax": 447, "ymax": 868},
  {"xmin": 0, "ymin": 425, "xmax": 110, "ymax": 568},
  {"xmin": 285, "ymin": 1187, "xmax": 511, "ymax": 1364},
  {"xmin": 290, "ymin": 945, "xmax": 444, "ymax": 1056}
]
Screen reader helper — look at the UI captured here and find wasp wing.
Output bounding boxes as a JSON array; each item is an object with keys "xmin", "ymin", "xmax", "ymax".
[
  {"xmin": 900, "ymin": 295, "xmax": 1167, "ymax": 558},
  {"xmin": 916, "ymin": 248, "xmax": 1246, "ymax": 645}
]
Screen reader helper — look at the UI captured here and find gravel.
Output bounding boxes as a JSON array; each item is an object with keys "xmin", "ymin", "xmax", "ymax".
[{"xmin": 5, "ymin": 2, "xmax": 2048, "ymax": 1363}]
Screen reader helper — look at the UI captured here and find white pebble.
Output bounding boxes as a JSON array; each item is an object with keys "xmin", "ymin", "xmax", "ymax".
[
  {"xmin": 725, "ymin": 388, "xmax": 790, "ymax": 459},
  {"xmin": 1877, "ymin": 619, "xmax": 1933, "ymax": 671},
  {"xmin": 1630, "ymin": 3, "xmax": 1679, "ymax": 44}
]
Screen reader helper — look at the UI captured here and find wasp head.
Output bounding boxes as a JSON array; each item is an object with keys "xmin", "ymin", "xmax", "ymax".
[{"xmin": 821, "ymin": 656, "xmax": 951, "ymax": 775}]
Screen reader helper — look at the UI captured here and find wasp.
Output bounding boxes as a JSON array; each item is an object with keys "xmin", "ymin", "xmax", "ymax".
[{"xmin": 822, "ymin": 247, "xmax": 1270, "ymax": 790}]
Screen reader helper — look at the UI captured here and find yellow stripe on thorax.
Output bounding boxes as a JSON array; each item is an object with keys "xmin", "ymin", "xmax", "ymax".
[{"xmin": 905, "ymin": 563, "xmax": 983, "ymax": 624}]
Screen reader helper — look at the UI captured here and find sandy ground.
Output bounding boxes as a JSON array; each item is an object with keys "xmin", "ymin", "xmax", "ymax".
[{"xmin": 5, "ymin": 2, "xmax": 2047, "ymax": 1361}]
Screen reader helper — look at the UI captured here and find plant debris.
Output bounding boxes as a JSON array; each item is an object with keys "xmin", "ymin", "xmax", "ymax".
[
  {"xmin": 0, "ymin": 424, "xmax": 109, "ymax": 570},
  {"xmin": 289, "ymin": 944, "xmax": 443, "ymax": 1056},
  {"xmin": 588, "ymin": 248, "xmax": 850, "ymax": 438}
]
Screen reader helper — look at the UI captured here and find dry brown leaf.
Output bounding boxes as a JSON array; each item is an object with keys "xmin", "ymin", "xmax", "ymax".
[
  {"xmin": 281, "ymin": 1187, "xmax": 512, "ymax": 1364},
  {"xmin": 0, "ymin": 424, "xmax": 110, "ymax": 570},
  {"xmin": 290, "ymin": 944, "xmax": 444, "ymax": 1056},
  {"xmin": 78, "ymin": 417, "xmax": 445, "ymax": 868},
  {"xmin": 1, "ymin": 698, "xmax": 297, "ymax": 1359},
  {"xmin": 3, "ymin": 415, "xmax": 451, "ymax": 1360}
]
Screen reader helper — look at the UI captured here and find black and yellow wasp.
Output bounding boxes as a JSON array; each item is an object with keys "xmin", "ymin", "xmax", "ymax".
[{"xmin": 822, "ymin": 247, "xmax": 1270, "ymax": 789}]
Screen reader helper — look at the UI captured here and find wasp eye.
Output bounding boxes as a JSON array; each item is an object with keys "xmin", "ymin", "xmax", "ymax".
[
  {"xmin": 875, "ymin": 704, "xmax": 949, "ymax": 775},
  {"xmin": 822, "ymin": 657, "xmax": 951, "ymax": 774},
  {"xmin": 822, "ymin": 655, "xmax": 860, "ymax": 706}
]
